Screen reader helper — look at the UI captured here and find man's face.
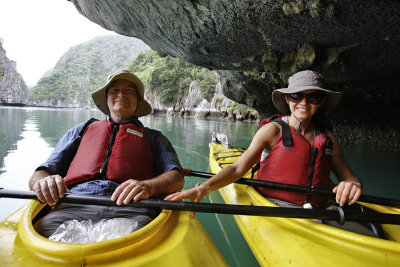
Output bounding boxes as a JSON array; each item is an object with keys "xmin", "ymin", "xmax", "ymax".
[{"xmin": 107, "ymin": 79, "xmax": 138, "ymax": 120}]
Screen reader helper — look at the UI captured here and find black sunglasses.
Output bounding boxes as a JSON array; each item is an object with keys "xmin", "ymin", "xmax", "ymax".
[{"xmin": 287, "ymin": 92, "xmax": 326, "ymax": 105}]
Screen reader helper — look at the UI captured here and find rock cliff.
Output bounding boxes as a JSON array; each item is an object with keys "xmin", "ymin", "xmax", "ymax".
[
  {"xmin": 69, "ymin": 0, "xmax": 400, "ymax": 150},
  {"xmin": 159, "ymin": 80, "xmax": 236, "ymax": 119},
  {"xmin": 0, "ymin": 40, "xmax": 27, "ymax": 104}
]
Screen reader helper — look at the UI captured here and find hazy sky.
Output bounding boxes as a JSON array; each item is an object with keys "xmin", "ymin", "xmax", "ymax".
[{"xmin": 0, "ymin": 0, "xmax": 115, "ymax": 86}]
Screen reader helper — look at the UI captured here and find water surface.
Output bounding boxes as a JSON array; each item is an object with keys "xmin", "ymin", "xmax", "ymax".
[{"xmin": 1, "ymin": 106, "xmax": 399, "ymax": 266}]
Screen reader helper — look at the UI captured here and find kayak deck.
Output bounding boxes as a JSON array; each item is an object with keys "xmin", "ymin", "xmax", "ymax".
[
  {"xmin": 0, "ymin": 200, "xmax": 227, "ymax": 266},
  {"xmin": 209, "ymin": 142, "xmax": 400, "ymax": 267}
]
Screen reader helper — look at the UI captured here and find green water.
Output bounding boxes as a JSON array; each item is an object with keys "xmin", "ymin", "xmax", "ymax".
[{"xmin": 0, "ymin": 106, "xmax": 399, "ymax": 266}]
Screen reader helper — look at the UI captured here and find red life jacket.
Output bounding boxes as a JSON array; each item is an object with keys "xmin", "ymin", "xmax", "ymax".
[
  {"xmin": 64, "ymin": 120, "xmax": 154, "ymax": 186},
  {"xmin": 256, "ymin": 115, "xmax": 332, "ymax": 207}
]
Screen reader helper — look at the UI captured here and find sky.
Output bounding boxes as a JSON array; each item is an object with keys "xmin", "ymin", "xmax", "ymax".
[{"xmin": 0, "ymin": 0, "xmax": 116, "ymax": 86}]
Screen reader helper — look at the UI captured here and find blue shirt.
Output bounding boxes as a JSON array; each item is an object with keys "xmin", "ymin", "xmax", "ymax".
[{"xmin": 38, "ymin": 116, "xmax": 183, "ymax": 195}]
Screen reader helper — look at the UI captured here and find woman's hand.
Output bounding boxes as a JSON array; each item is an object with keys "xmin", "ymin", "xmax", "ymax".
[
  {"xmin": 165, "ymin": 183, "xmax": 209, "ymax": 203},
  {"xmin": 332, "ymin": 181, "xmax": 362, "ymax": 206},
  {"xmin": 165, "ymin": 183, "xmax": 210, "ymax": 217},
  {"xmin": 111, "ymin": 179, "xmax": 153, "ymax": 205}
]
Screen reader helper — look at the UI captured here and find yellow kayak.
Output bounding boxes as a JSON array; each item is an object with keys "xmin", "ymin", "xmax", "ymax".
[
  {"xmin": 0, "ymin": 200, "xmax": 227, "ymax": 266},
  {"xmin": 209, "ymin": 141, "xmax": 400, "ymax": 267}
]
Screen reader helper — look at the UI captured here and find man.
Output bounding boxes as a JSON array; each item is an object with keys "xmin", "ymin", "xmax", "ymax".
[{"xmin": 29, "ymin": 70, "xmax": 184, "ymax": 237}]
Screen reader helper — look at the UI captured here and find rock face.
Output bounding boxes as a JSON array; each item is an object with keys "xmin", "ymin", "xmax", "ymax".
[
  {"xmin": 153, "ymin": 80, "xmax": 238, "ymax": 120},
  {"xmin": 70, "ymin": 0, "xmax": 400, "ymax": 150},
  {"xmin": 210, "ymin": 82, "xmax": 233, "ymax": 116},
  {"xmin": 0, "ymin": 40, "xmax": 27, "ymax": 104},
  {"xmin": 183, "ymin": 81, "xmax": 203, "ymax": 112}
]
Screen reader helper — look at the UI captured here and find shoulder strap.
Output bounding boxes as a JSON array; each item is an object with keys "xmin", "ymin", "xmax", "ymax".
[
  {"xmin": 250, "ymin": 161, "xmax": 260, "ymax": 179},
  {"xmin": 269, "ymin": 116, "xmax": 293, "ymax": 147},
  {"xmin": 79, "ymin": 118, "xmax": 99, "ymax": 137}
]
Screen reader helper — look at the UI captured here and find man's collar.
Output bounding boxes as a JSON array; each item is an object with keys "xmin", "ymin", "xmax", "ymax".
[{"xmin": 106, "ymin": 115, "xmax": 144, "ymax": 127}]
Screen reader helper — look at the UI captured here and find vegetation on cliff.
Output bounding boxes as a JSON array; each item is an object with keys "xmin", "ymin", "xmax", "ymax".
[
  {"xmin": 227, "ymin": 102, "xmax": 258, "ymax": 118},
  {"xmin": 127, "ymin": 50, "xmax": 218, "ymax": 103},
  {"xmin": 28, "ymin": 35, "xmax": 149, "ymax": 107}
]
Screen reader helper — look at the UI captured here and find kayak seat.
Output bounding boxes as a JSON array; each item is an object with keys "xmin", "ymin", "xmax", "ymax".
[{"xmin": 344, "ymin": 203, "xmax": 386, "ymax": 239}]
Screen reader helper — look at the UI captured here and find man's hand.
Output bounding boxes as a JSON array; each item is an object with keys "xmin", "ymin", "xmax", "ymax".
[
  {"xmin": 32, "ymin": 174, "xmax": 68, "ymax": 204},
  {"xmin": 111, "ymin": 179, "xmax": 154, "ymax": 205}
]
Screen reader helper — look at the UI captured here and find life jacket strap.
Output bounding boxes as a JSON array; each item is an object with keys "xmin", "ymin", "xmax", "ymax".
[
  {"xmin": 271, "ymin": 117, "xmax": 293, "ymax": 147},
  {"xmin": 79, "ymin": 118, "xmax": 99, "ymax": 137}
]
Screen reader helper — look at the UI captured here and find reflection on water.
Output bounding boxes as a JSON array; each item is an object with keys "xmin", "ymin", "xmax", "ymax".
[
  {"xmin": 0, "ymin": 107, "xmax": 105, "ymax": 221},
  {"xmin": 0, "ymin": 107, "xmax": 27, "ymax": 175},
  {"xmin": 33, "ymin": 108, "xmax": 105, "ymax": 147},
  {"xmin": 0, "ymin": 108, "xmax": 52, "ymax": 219}
]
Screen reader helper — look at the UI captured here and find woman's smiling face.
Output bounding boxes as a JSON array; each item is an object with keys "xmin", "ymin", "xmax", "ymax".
[{"xmin": 285, "ymin": 89, "xmax": 326, "ymax": 121}]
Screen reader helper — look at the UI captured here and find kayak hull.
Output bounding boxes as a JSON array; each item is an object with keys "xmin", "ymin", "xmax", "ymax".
[
  {"xmin": 0, "ymin": 200, "xmax": 227, "ymax": 266},
  {"xmin": 209, "ymin": 142, "xmax": 400, "ymax": 267}
]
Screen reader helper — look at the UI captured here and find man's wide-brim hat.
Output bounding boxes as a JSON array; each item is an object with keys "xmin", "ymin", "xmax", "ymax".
[
  {"xmin": 92, "ymin": 70, "xmax": 152, "ymax": 117},
  {"xmin": 272, "ymin": 70, "xmax": 342, "ymax": 115}
]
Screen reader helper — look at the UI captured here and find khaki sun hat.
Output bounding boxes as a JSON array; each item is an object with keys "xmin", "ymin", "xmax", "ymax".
[
  {"xmin": 92, "ymin": 70, "xmax": 152, "ymax": 117},
  {"xmin": 272, "ymin": 70, "xmax": 342, "ymax": 114}
]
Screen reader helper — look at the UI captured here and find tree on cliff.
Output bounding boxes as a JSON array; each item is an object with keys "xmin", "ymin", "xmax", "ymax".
[{"xmin": 127, "ymin": 50, "xmax": 218, "ymax": 103}]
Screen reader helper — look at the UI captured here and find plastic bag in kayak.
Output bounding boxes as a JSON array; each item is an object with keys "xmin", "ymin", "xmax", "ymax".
[{"xmin": 48, "ymin": 218, "xmax": 139, "ymax": 243}]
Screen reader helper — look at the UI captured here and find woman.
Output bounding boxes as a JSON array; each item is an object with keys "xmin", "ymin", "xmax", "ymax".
[{"xmin": 166, "ymin": 70, "xmax": 362, "ymax": 210}]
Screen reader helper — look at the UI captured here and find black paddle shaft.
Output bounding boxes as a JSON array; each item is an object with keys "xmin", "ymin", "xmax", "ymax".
[
  {"xmin": 186, "ymin": 169, "xmax": 400, "ymax": 208},
  {"xmin": 1, "ymin": 189, "xmax": 400, "ymax": 225}
]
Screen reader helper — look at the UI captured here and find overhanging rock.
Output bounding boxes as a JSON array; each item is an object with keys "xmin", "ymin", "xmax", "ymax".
[{"xmin": 70, "ymin": 0, "xmax": 400, "ymax": 150}]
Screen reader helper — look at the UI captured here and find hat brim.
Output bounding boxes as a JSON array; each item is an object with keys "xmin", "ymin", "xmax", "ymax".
[
  {"xmin": 272, "ymin": 86, "xmax": 342, "ymax": 114},
  {"xmin": 92, "ymin": 72, "xmax": 152, "ymax": 117}
]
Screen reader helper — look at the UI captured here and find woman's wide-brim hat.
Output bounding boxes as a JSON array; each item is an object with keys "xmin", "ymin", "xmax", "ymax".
[
  {"xmin": 92, "ymin": 70, "xmax": 152, "ymax": 117},
  {"xmin": 272, "ymin": 70, "xmax": 342, "ymax": 115}
]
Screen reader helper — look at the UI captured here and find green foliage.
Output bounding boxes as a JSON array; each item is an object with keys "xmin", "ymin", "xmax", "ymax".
[
  {"xmin": 214, "ymin": 96, "xmax": 224, "ymax": 110},
  {"xmin": 28, "ymin": 35, "xmax": 149, "ymax": 106},
  {"xmin": 191, "ymin": 68, "xmax": 218, "ymax": 101},
  {"xmin": 227, "ymin": 102, "xmax": 258, "ymax": 116},
  {"xmin": 128, "ymin": 50, "xmax": 218, "ymax": 103}
]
